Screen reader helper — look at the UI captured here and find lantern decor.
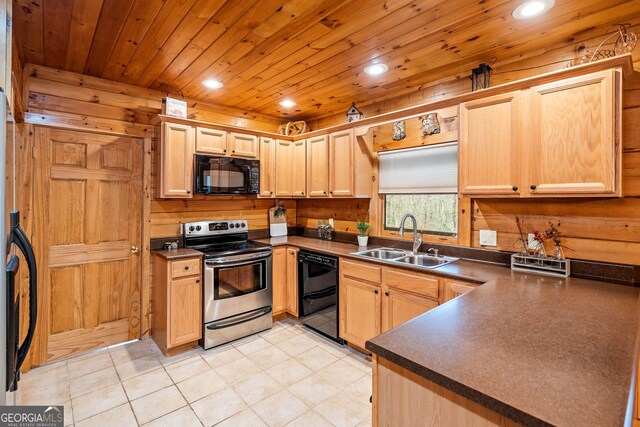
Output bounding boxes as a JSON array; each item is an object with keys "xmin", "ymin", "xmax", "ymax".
[
  {"xmin": 392, "ymin": 121, "xmax": 406, "ymax": 141},
  {"xmin": 471, "ymin": 63, "xmax": 492, "ymax": 91},
  {"xmin": 345, "ymin": 102, "xmax": 364, "ymax": 123},
  {"xmin": 421, "ymin": 113, "xmax": 440, "ymax": 136}
]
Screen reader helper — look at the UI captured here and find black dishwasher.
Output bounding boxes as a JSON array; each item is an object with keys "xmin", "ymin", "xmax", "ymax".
[{"xmin": 298, "ymin": 250, "xmax": 344, "ymax": 344}]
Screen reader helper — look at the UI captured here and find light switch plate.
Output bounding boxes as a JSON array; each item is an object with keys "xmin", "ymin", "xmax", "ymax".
[{"xmin": 479, "ymin": 230, "xmax": 497, "ymax": 247}]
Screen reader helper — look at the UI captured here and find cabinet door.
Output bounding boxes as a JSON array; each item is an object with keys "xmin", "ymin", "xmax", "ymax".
[
  {"xmin": 160, "ymin": 122, "xmax": 194, "ymax": 198},
  {"xmin": 272, "ymin": 247, "xmax": 287, "ymax": 315},
  {"xmin": 168, "ymin": 276, "xmax": 202, "ymax": 347},
  {"xmin": 339, "ymin": 277, "xmax": 381, "ymax": 349},
  {"xmin": 229, "ymin": 132, "xmax": 259, "ymax": 158},
  {"xmin": 307, "ymin": 135, "xmax": 329, "ymax": 197},
  {"xmin": 443, "ymin": 279, "xmax": 478, "ymax": 303},
  {"xmin": 286, "ymin": 247, "xmax": 299, "ymax": 316},
  {"xmin": 329, "ymin": 129, "xmax": 355, "ymax": 197},
  {"xmin": 459, "ymin": 91, "xmax": 523, "ymax": 197},
  {"xmin": 529, "ymin": 70, "xmax": 619, "ymax": 196},
  {"xmin": 381, "ymin": 287, "xmax": 437, "ymax": 333},
  {"xmin": 292, "ymin": 140, "xmax": 307, "ymax": 197},
  {"xmin": 195, "ymin": 127, "xmax": 227, "ymax": 155},
  {"xmin": 259, "ymin": 137, "xmax": 276, "ymax": 198},
  {"xmin": 275, "ymin": 139, "xmax": 293, "ymax": 197}
]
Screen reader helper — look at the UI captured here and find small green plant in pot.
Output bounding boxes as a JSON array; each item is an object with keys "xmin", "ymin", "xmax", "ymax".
[{"xmin": 356, "ymin": 220, "xmax": 371, "ymax": 246}]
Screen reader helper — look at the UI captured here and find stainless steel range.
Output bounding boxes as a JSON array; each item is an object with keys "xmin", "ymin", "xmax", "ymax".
[{"xmin": 183, "ymin": 220, "xmax": 272, "ymax": 349}]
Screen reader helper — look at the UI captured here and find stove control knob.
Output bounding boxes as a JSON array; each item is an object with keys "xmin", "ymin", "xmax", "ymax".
[
  {"xmin": 230, "ymin": 223, "xmax": 235, "ymax": 228},
  {"xmin": 188, "ymin": 226, "xmax": 195, "ymax": 232},
  {"xmin": 196, "ymin": 225, "xmax": 202, "ymax": 231},
  {"xmin": 241, "ymin": 222, "xmax": 246, "ymax": 228},
  {"xmin": 236, "ymin": 223, "xmax": 241, "ymax": 228}
]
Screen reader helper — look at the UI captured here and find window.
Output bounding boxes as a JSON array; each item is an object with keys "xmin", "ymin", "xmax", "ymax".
[
  {"xmin": 378, "ymin": 143, "xmax": 458, "ymax": 236},
  {"xmin": 384, "ymin": 194, "xmax": 457, "ymax": 235}
]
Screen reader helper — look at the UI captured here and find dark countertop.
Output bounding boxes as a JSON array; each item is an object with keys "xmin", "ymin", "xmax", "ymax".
[
  {"xmin": 152, "ymin": 248, "xmax": 203, "ymax": 260},
  {"xmin": 258, "ymin": 235, "xmax": 640, "ymax": 426},
  {"xmin": 365, "ymin": 276, "xmax": 640, "ymax": 427}
]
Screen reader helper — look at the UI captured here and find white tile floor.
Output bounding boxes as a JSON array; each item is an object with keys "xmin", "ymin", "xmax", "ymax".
[{"xmin": 14, "ymin": 319, "xmax": 373, "ymax": 426}]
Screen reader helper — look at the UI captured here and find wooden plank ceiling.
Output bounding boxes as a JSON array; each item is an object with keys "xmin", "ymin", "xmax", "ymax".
[{"xmin": 13, "ymin": 0, "xmax": 640, "ymax": 120}]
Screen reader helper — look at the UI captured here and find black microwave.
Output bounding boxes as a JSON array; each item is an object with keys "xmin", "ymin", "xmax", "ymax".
[{"xmin": 194, "ymin": 155, "xmax": 260, "ymax": 195}]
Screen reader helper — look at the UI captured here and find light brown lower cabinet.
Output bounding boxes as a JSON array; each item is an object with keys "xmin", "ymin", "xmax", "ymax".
[
  {"xmin": 340, "ymin": 258, "xmax": 466, "ymax": 350},
  {"xmin": 444, "ymin": 278, "xmax": 479, "ymax": 302},
  {"xmin": 152, "ymin": 254, "xmax": 203, "ymax": 354},
  {"xmin": 374, "ymin": 356, "xmax": 521, "ymax": 427},
  {"xmin": 272, "ymin": 246, "xmax": 299, "ymax": 317}
]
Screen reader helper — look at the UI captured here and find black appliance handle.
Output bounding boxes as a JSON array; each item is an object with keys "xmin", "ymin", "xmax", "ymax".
[
  {"xmin": 302, "ymin": 287, "xmax": 336, "ymax": 301},
  {"xmin": 243, "ymin": 164, "xmax": 251, "ymax": 192},
  {"xmin": 206, "ymin": 306, "xmax": 272, "ymax": 330},
  {"xmin": 10, "ymin": 211, "xmax": 37, "ymax": 372}
]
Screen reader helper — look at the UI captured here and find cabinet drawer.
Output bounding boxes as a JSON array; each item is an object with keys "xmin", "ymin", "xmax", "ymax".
[
  {"xmin": 384, "ymin": 268, "xmax": 439, "ymax": 299},
  {"xmin": 171, "ymin": 257, "xmax": 201, "ymax": 279},
  {"xmin": 341, "ymin": 258, "xmax": 381, "ymax": 284}
]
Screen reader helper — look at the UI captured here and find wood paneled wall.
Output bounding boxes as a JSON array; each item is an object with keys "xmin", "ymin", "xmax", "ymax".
[{"xmin": 296, "ymin": 198, "xmax": 370, "ymax": 234}]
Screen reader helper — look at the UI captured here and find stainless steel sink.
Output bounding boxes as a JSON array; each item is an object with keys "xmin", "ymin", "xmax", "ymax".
[
  {"xmin": 352, "ymin": 248, "xmax": 409, "ymax": 260},
  {"xmin": 395, "ymin": 255, "xmax": 458, "ymax": 268},
  {"xmin": 351, "ymin": 248, "xmax": 458, "ymax": 269}
]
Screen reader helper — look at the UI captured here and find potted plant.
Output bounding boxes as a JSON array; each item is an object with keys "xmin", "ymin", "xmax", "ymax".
[{"xmin": 356, "ymin": 220, "xmax": 371, "ymax": 246}]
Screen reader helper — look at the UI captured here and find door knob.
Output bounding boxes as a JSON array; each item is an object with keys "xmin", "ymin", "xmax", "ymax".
[{"xmin": 131, "ymin": 246, "xmax": 140, "ymax": 253}]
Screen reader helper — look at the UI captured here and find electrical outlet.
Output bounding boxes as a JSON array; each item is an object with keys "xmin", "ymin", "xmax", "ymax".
[
  {"xmin": 328, "ymin": 218, "xmax": 334, "ymax": 227},
  {"xmin": 479, "ymin": 230, "xmax": 497, "ymax": 247}
]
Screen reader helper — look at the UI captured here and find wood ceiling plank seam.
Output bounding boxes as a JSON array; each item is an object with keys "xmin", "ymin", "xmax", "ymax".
[
  {"xmin": 132, "ymin": 1, "xmax": 228, "ymax": 88},
  {"xmin": 83, "ymin": 0, "xmax": 136, "ymax": 76},
  {"xmin": 120, "ymin": 0, "xmax": 200, "ymax": 84},
  {"xmin": 243, "ymin": 0, "xmax": 638, "ymax": 115},
  {"xmin": 169, "ymin": 0, "xmax": 292, "ymax": 90},
  {"xmin": 232, "ymin": 0, "xmax": 517, "ymax": 111},
  {"xmin": 13, "ymin": 0, "xmax": 45, "ymax": 64},
  {"xmin": 43, "ymin": 0, "xmax": 74, "ymax": 69},
  {"xmin": 206, "ymin": 0, "xmax": 394, "ymax": 93},
  {"xmin": 100, "ymin": 0, "xmax": 165, "ymax": 81},
  {"xmin": 148, "ymin": 0, "xmax": 258, "ymax": 91},
  {"xmin": 64, "ymin": 0, "xmax": 105, "ymax": 73}
]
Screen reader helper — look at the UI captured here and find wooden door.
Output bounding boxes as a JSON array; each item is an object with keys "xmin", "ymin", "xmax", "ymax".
[
  {"xmin": 159, "ymin": 121, "xmax": 193, "ymax": 198},
  {"xmin": 292, "ymin": 140, "xmax": 306, "ymax": 197},
  {"xmin": 258, "ymin": 137, "xmax": 276, "ymax": 198},
  {"xmin": 195, "ymin": 127, "xmax": 227, "ymax": 155},
  {"xmin": 32, "ymin": 127, "xmax": 143, "ymax": 363},
  {"xmin": 307, "ymin": 135, "xmax": 329, "ymax": 197},
  {"xmin": 329, "ymin": 129, "xmax": 355, "ymax": 196},
  {"xmin": 168, "ymin": 276, "xmax": 201, "ymax": 347},
  {"xmin": 381, "ymin": 287, "xmax": 437, "ymax": 333},
  {"xmin": 275, "ymin": 139, "xmax": 293, "ymax": 197},
  {"xmin": 443, "ymin": 279, "xmax": 478, "ymax": 303},
  {"xmin": 285, "ymin": 247, "xmax": 299, "ymax": 316},
  {"xmin": 528, "ymin": 69, "xmax": 619, "ymax": 197},
  {"xmin": 459, "ymin": 91, "xmax": 523, "ymax": 197},
  {"xmin": 272, "ymin": 247, "xmax": 287, "ymax": 315},
  {"xmin": 229, "ymin": 132, "xmax": 259, "ymax": 158},
  {"xmin": 339, "ymin": 277, "xmax": 380, "ymax": 349}
]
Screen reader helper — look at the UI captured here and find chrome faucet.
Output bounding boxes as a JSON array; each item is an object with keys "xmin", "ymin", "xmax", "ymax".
[{"xmin": 398, "ymin": 213, "xmax": 423, "ymax": 254}]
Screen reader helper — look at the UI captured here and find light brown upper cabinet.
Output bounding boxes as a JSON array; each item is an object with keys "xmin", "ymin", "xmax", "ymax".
[
  {"xmin": 528, "ymin": 69, "xmax": 620, "ymax": 197},
  {"xmin": 195, "ymin": 127, "xmax": 227, "ymax": 155},
  {"xmin": 157, "ymin": 121, "xmax": 194, "ymax": 198},
  {"xmin": 292, "ymin": 140, "xmax": 307, "ymax": 197},
  {"xmin": 307, "ymin": 135, "xmax": 330, "ymax": 197},
  {"xmin": 459, "ymin": 67, "xmax": 622, "ymax": 198},
  {"xmin": 329, "ymin": 129, "xmax": 355, "ymax": 197},
  {"xmin": 259, "ymin": 136, "xmax": 276, "ymax": 198},
  {"xmin": 459, "ymin": 91, "xmax": 523, "ymax": 197},
  {"xmin": 275, "ymin": 139, "xmax": 293, "ymax": 197},
  {"xmin": 229, "ymin": 132, "xmax": 259, "ymax": 158}
]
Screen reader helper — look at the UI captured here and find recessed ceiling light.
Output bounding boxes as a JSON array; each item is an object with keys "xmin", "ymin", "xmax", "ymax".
[
  {"xmin": 279, "ymin": 99, "xmax": 296, "ymax": 108},
  {"xmin": 202, "ymin": 79, "xmax": 223, "ymax": 89},
  {"xmin": 512, "ymin": 0, "xmax": 554, "ymax": 19},
  {"xmin": 364, "ymin": 63, "xmax": 389, "ymax": 76}
]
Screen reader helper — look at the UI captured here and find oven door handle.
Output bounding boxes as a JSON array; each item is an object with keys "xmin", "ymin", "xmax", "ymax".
[
  {"xmin": 206, "ymin": 251, "xmax": 271, "ymax": 265},
  {"xmin": 206, "ymin": 306, "xmax": 272, "ymax": 330}
]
